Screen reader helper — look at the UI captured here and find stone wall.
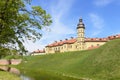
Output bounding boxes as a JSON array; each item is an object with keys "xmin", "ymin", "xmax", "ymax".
[
  {"xmin": 0, "ymin": 59, "xmax": 22, "ymax": 65},
  {"xmin": 0, "ymin": 59, "xmax": 10, "ymax": 65},
  {"xmin": 10, "ymin": 59, "xmax": 22, "ymax": 65},
  {"xmin": 0, "ymin": 66, "xmax": 20, "ymax": 75}
]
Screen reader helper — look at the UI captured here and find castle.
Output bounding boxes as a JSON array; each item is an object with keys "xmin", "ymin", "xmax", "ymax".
[{"xmin": 44, "ymin": 18, "xmax": 120, "ymax": 54}]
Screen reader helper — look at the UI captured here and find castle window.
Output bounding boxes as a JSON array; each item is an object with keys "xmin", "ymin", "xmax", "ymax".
[
  {"xmin": 49, "ymin": 48, "xmax": 52, "ymax": 51},
  {"xmin": 97, "ymin": 44, "xmax": 99, "ymax": 46},
  {"xmin": 64, "ymin": 45, "xmax": 66, "ymax": 48},
  {"xmin": 83, "ymin": 47, "xmax": 84, "ymax": 49},
  {"xmin": 91, "ymin": 45, "xmax": 93, "ymax": 47},
  {"xmin": 58, "ymin": 47, "xmax": 60, "ymax": 50},
  {"xmin": 76, "ymin": 46, "xmax": 77, "ymax": 48}
]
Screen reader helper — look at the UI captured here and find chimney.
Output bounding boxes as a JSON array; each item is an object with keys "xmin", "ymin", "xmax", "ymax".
[
  {"xmin": 55, "ymin": 41, "xmax": 57, "ymax": 43},
  {"xmin": 60, "ymin": 40, "xmax": 62, "ymax": 41},
  {"xmin": 71, "ymin": 37, "xmax": 74, "ymax": 39},
  {"xmin": 65, "ymin": 38, "xmax": 68, "ymax": 40}
]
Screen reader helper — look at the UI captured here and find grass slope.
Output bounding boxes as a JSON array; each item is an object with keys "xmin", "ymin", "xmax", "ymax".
[
  {"xmin": 19, "ymin": 39, "xmax": 120, "ymax": 80},
  {"xmin": 0, "ymin": 71, "xmax": 21, "ymax": 80}
]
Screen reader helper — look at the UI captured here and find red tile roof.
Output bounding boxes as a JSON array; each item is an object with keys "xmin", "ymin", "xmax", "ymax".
[
  {"xmin": 108, "ymin": 34, "xmax": 120, "ymax": 40},
  {"xmin": 33, "ymin": 49, "xmax": 45, "ymax": 53},
  {"xmin": 46, "ymin": 34, "xmax": 120, "ymax": 47},
  {"xmin": 85, "ymin": 38, "xmax": 108, "ymax": 42},
  {"xmin": 46, "ymin": 38, "xmax": 77, "ymax": 47}
]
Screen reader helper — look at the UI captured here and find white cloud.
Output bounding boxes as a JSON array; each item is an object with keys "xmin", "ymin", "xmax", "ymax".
[
  {"xmin": 24, "ymin": 0, "xmax": 76, "ymax": 52},
  {"xmin": 24, "ymin": 40, "xmax": 46, "ymax": 52},
  {"xmin": 89, "ymin": 13, "xmax": 105, "ymax": 36},
  {"xmin": 94, "ymin": 0, "xmax": 114, "ymax": 6},
  {"xmin": 50, "ymin": 0, "xmax": 75, "ymax": 35},
  {"xmin": 89, "ymin": 13, "xmax": 104, "ymax": 29}
]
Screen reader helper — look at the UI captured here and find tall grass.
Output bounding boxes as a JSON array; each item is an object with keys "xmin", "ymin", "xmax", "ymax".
[
  {"xmin": 0, "ymin": 71, "xmax": 21, "ymax": 80},
  {"xmin": 18, "ymin": 39, "xmax": 120, "ymax": 80}
]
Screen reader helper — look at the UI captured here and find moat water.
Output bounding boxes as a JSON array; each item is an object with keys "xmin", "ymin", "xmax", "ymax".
[
  {"xmin": 0, "ymin": 66, "xmax": 80, "ymax": 80},
  {"xmin": 0, "ymin": 66, "xmax": 33, "ymax": 80}
]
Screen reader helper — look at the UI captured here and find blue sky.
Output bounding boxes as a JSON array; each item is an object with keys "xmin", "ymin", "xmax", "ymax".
[{"xmin": 24, "ymin": 0, "xmax": 120, "ymax": 52}]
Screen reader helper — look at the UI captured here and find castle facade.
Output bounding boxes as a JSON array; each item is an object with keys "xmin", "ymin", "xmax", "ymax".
[{"xmin": 45, "ymin": 19, "xmax": 120, "ymax": 54}]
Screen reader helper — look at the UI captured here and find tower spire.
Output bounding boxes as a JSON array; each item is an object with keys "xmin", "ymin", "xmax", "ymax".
[
  {"xmin": 76, "ymin": 18, "xmax": 85, "ymax": 50},
  {"xmin": 77, "ymin": 18, "xmax": 85, "ymax": 29},
  {"xmin": 79, "ymin": 18, "xmax": 82, "ymax": 22}
]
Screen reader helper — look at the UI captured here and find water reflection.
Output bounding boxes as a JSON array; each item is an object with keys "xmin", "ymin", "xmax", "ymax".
[
  {"xmin": 20, "ymin": 75, "xmax": 34, "ymax": 80},
  {"xmin": 0, "ymin": 66, "xmax": 33, "ymax": 80}
]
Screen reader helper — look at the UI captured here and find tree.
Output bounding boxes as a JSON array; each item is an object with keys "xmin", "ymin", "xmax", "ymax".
[{"xmin": 0, "ymin": 0, "xmax": 52, "ymax": 57}]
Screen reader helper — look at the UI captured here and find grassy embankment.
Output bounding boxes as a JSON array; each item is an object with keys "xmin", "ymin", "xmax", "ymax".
[
  {"xmin": 0, "ymin": 71, "xmax": 21, "ymax": 80},
  {"xmin": 18, "ymin": 39, "xmax": 120, "ymax": 80}
]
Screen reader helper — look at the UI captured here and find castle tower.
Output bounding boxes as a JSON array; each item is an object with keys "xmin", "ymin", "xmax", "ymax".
[{"xmin": 76, "ymin": 18, "xmax": 85, "ymax": 50}]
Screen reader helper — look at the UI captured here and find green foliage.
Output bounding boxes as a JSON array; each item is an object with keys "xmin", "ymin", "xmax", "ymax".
[
  {"xmin": 0, "ymin": 47, "xmax": 20, "ymax": 58},
  {"xmin": 0, "ymin": 0, "xmax": 52, "ymax": 56},
  {"xmin": 0, "ymin": 47, "xmax": 10, "ymax": 58},
  {"xmin": 18, "ymin": 39, "xmax": 120, "ymax": 80}
]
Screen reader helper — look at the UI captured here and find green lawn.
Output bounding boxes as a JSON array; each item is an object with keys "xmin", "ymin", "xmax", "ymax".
[
  {"xmin": 0, "ymin": 71, "xmax": 21, "ymax": 80},
  {"xmin": 18, "ymin": 39, "xmax": 120, "ymax": 80}
]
